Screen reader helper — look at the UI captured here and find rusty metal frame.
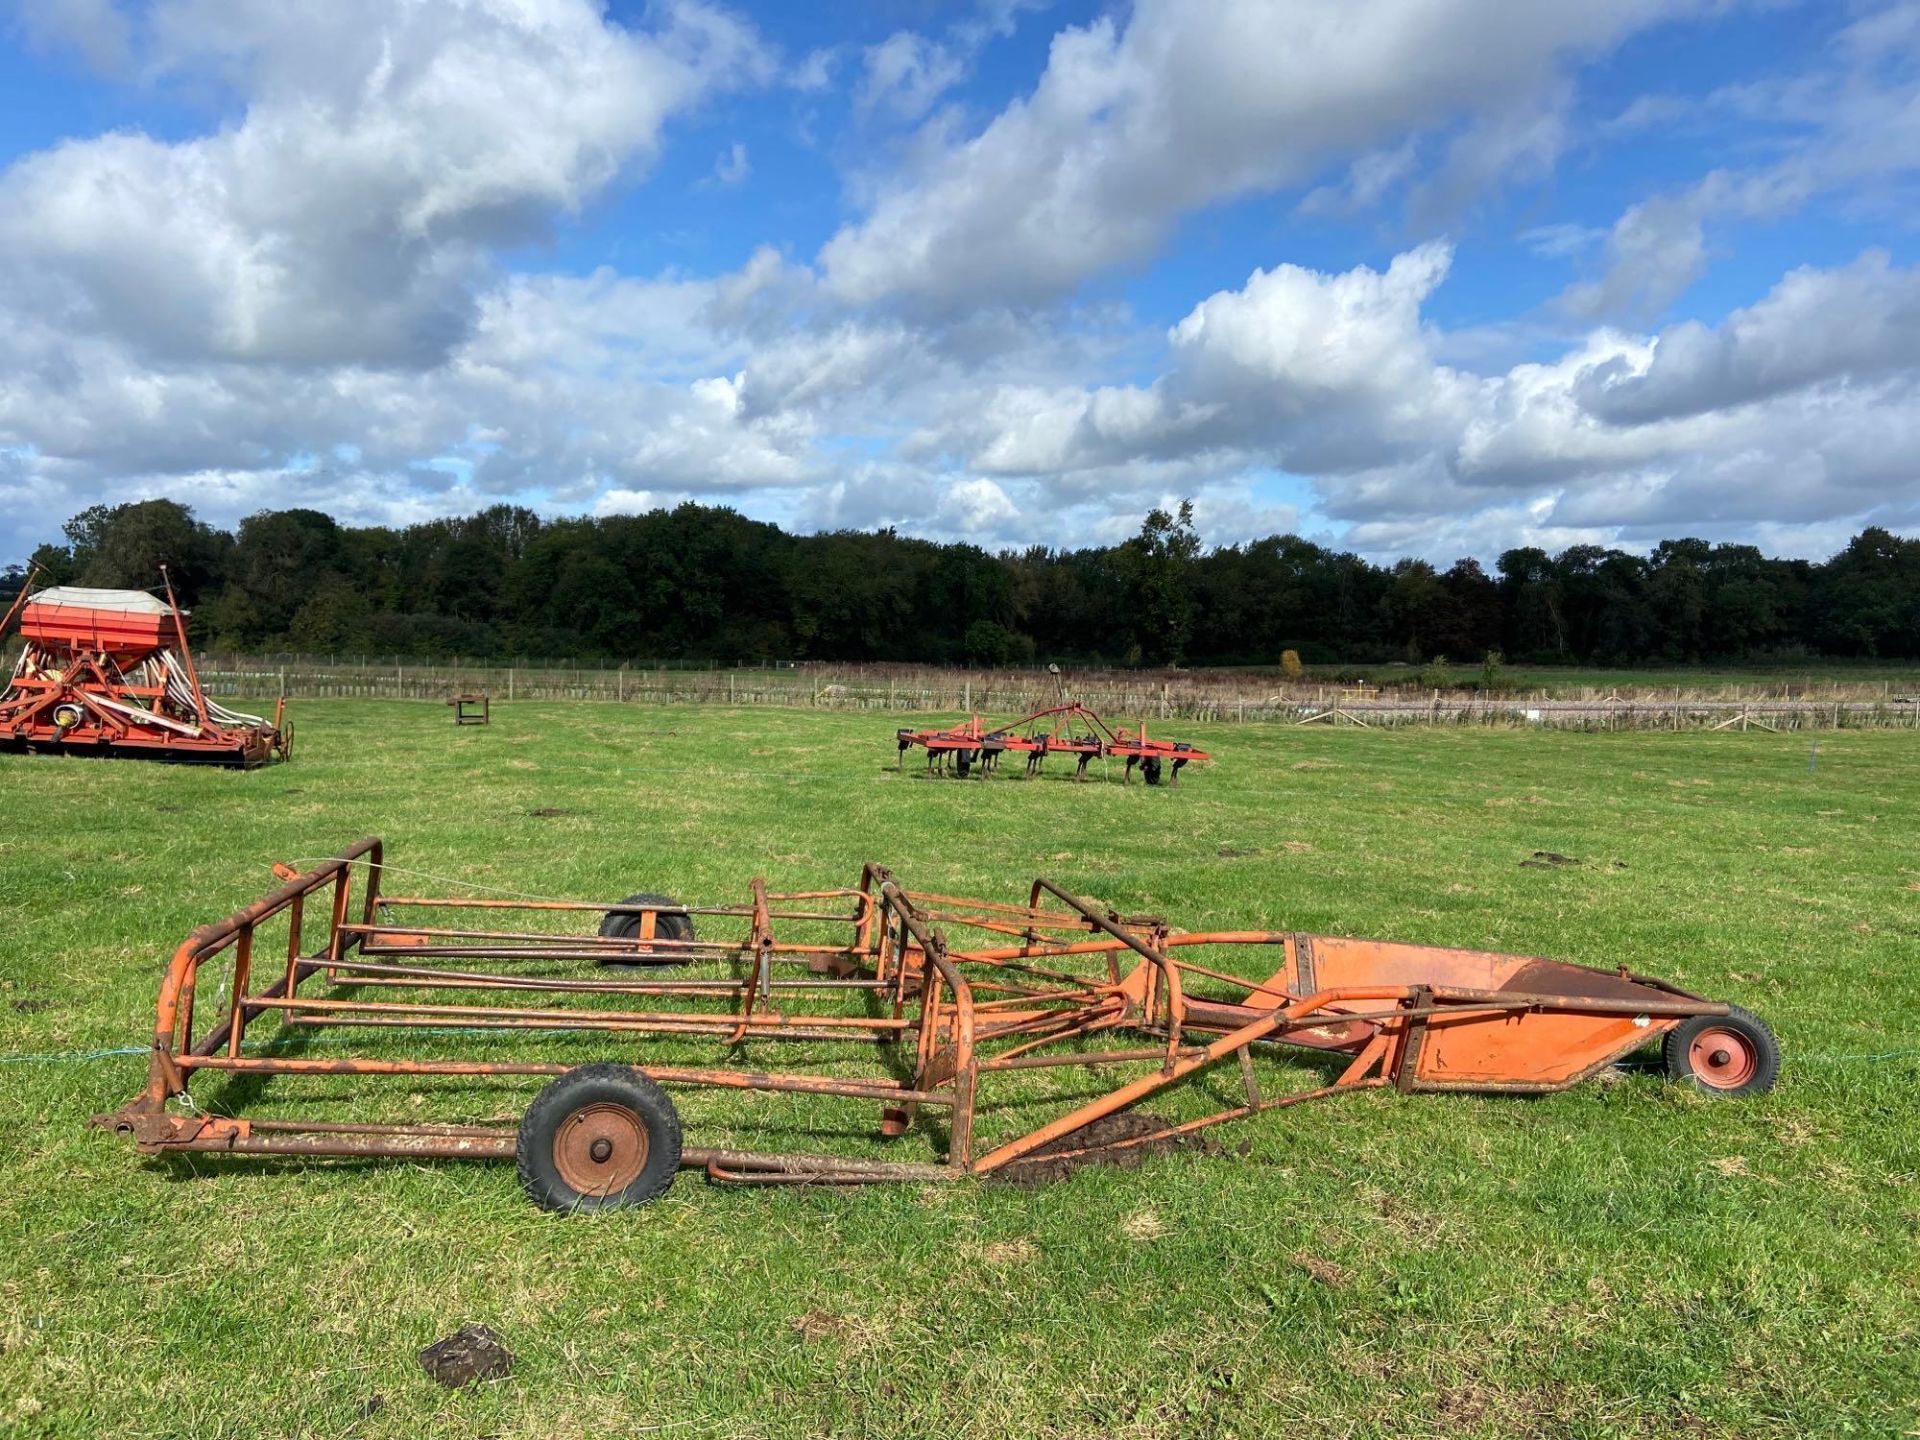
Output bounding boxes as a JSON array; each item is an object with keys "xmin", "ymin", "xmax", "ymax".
[{"xmin": 94, "ymin": 838, "xmax": 1743, "ymax": 1191}]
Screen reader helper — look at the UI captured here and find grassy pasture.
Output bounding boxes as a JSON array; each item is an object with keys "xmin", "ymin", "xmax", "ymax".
[{"xmin": 1, "ymin": 700, "xmax": 1916, "ymax": 1439}]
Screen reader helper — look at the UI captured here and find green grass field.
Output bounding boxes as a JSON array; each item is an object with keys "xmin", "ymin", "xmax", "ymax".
[{"xmin": 2, "ymin": 701, "xmax": 1916, "ymax": 1439}]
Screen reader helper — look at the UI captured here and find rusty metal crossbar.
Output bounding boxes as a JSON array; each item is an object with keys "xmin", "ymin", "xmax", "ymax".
[{"xmin": 92, "ymin": 838, "xmax": 1774, "ymax": 1208}]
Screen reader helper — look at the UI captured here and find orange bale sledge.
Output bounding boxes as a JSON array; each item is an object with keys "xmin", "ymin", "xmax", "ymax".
[{"xmin": 94, "ymin": 840, "xmax": 1777, "ymax": 1211}]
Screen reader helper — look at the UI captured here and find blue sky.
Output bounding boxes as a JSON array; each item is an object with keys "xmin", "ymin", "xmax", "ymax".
[{"xmin": 2, "ymin": 0, "xmax": 1917, "ymax": 567}]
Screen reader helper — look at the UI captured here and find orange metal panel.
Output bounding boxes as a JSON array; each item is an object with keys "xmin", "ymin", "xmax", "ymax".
[{"xmin": 1414, "ymin": 1010, "xmax": 1661, "ymax": 1088}]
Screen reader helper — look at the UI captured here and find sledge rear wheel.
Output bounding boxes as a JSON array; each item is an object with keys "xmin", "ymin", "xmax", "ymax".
[{"xmin": 597, "ymin": 891, "xmax": 693, "ymax": 964}]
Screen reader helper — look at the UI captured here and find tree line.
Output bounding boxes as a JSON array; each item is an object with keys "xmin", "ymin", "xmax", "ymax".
[{"xmin": 5, "ymin": 498, "xmax": 1917, "ymax": 666}]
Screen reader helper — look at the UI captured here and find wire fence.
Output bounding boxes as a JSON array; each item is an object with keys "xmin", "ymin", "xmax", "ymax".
[{"xmin": 180, "ymin": 655, "xmax": 1920, "ymax": 731}]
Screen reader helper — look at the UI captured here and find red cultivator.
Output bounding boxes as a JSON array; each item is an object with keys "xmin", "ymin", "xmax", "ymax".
[
  {"xmin": 0, "ymin": 570, "xmax": 289, "ymax": 767},
  {"xmin": 897, "ymin": 702, "xmax": 1210, "ymax": 783},
  {"xmin": 94, "ymin": 840, "xmax": 1778, "ymax": 1212}
]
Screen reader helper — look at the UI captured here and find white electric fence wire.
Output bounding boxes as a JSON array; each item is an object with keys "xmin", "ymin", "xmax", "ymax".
[{"xmin": 279, "ymin": 854, "xmax": 583, "ymax": 905}]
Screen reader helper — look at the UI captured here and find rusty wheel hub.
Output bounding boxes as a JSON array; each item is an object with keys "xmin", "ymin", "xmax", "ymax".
[
  {"xmin": 1688, "ymin": 1026, "xmax": 1759, "ymax": 1089},
  {"xmin": 553, "ymin": 1102, "xmax": 648, "ymax": 1195}
]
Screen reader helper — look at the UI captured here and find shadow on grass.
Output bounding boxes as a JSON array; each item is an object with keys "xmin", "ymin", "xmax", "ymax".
[{"xmin": 148, "ymin": 1152, "xmax": 411, "ymax": 1184}]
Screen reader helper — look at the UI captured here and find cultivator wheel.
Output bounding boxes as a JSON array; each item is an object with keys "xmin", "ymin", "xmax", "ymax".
[
  {"xmin": 597, "ymin": 893, "xmax": 694, "ymax": 964},
  {"xmin": 1663, "ymin": 1006, "xmax": 1780, "ymax": 1096},
  {"xmin": 517, "ymin": 1065, "xmax": 682, "ymax": 1212}
]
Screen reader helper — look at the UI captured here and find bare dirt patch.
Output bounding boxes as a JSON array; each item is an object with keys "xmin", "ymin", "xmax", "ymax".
[
  {"xmin": 1519, "ymin": 851, "xmax": 1627, "ymax": 871},
  {"xmin": 418, "ymin": 1324, "xmax": 514, "ymax": 1388},
  {"xmin": 1290, "ymin": 1251, "xmax": 1351, "ymax": 1288},
  {"xmin": 1520, "ymin": 851, "xmax": 1582, "ymax": 869},
  {"xmin": 791, "ymin": 1309, "xmax": 851, "ymax": 1342}
]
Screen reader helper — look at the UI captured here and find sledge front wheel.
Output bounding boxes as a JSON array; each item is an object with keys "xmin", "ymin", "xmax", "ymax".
[
  {"xmin": 1664, "ymin": 1006, "xmax": 1779, "ymax": 1098},
  {"xmin": 517, "ymin": 1065, "xmax": 682, "ymax": 1212}
]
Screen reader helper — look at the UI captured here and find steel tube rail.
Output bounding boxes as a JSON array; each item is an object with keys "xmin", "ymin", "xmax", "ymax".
[{"xmin": 242, "ymin": 993, "xmax": 912, "ymax": 1031}]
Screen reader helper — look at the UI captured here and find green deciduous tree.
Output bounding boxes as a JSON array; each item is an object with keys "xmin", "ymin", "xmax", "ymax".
[{"xmin": 1121, "ymin": 501, "xmax": 1200, "ymax": 665}]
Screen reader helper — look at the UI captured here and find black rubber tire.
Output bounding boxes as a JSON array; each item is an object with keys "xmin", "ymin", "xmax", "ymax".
[
  {"xmin": 1663, "ymin": 1005, "xmax": 1780, "ymax": 1097},
  {"xmin": 954, "ymin": 749, "xmax": 974, "ymax": 778},
  {"xmin": 517, "ymin": 1064, "xmax": 682, "ymax": 1213},
  {"xmin": 1142, "ymin": 756, "xmax": 1163, "ymax": 786},
  {"xmin": 597, "ymin": 891, "xmax": 693, "ymax": 964}
]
